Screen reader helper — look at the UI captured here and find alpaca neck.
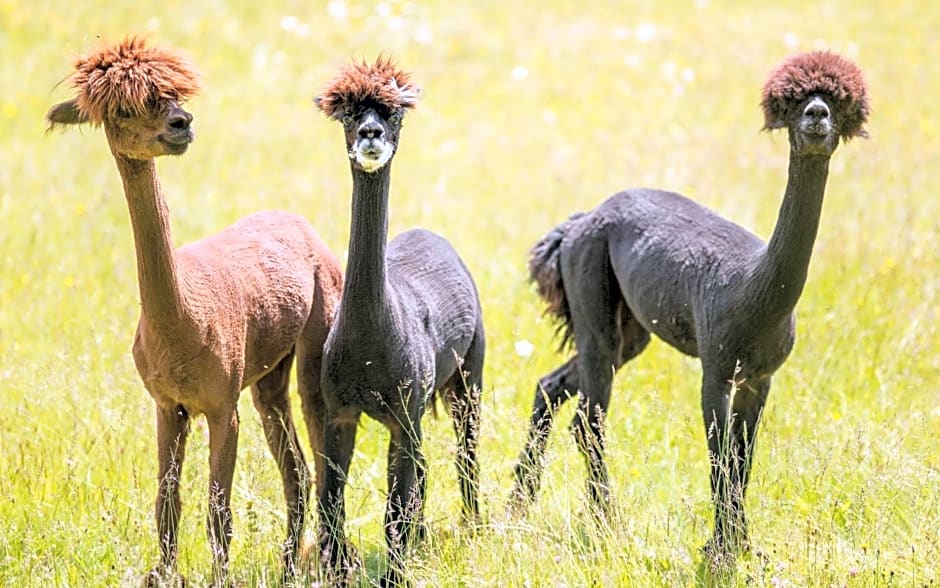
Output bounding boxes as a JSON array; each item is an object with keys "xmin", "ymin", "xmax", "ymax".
[
  {"xmin": 750, "ymin": 151, "xmax": 830, "ymax": 320},
  {"xmin": 113, "ymin": 155, "xmax": 190, "ymax": 333},
  {"xmin": 339, "ymin": 165, "xmax": 393, "ymax": 323}
]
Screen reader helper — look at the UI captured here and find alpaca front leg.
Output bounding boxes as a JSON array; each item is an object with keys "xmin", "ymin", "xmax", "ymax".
[
  {"xmin": 206, "ymin": 406, "xmax": 240, "ymax": 585},
  {"xmin": 725, "ymin": 376, "xmax": 771, "ymax": 550},
  {"xmin": 383, "ymin": 421, "xmax": 426, "ymax": 586},
  {"xmin": 251, "ymin": 353, "xmax": 311, "ymax": 580},
  {"xmin": 148, "ymin": 404, "xmax": 190, "ymax": 585},
  {"xmin": 701, "ymin": 373, "xmax": 769, "ymax": 557},
  {"xmin": 510, "ymin": 357, "xmax": 579, "ymax": 511},
  {"xmin": 318, "ymin": 415, "xmax": 359, "ymax": 581}
]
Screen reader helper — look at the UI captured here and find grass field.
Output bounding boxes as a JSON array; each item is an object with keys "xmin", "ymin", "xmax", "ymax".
[{"xmin": 1, "ymin": 0, "xmax": 938, "ymax": 586}]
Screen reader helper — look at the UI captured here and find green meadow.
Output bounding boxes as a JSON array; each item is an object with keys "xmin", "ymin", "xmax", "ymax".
[{"xmin": 1, "ymin": 0, "xmax": 938, "ymax": 585}]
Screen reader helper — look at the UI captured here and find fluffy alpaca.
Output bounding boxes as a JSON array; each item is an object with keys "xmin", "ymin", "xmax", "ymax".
[
  {"xmin": 510, "ymin": 51, "xmax": 869, "ymax": 558},
  {"xmin": 46, "ymin": 36, "xmax": 343, "ymax": 584},
  {"xmin": 314, "ymin": 57, "xmax": 485, "ymax": 585}
]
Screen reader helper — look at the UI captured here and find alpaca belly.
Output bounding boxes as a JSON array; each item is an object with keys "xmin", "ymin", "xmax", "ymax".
[
  {"xmin": 626, "ymin": 295, "xmax": 699, "ymax": 357},
  {"xmin": 647, "ymin": 315, "xmax": 699, "ymax": 357}
]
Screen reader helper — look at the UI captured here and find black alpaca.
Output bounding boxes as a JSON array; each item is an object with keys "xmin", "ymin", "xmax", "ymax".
[
  {"xmin": 510, "ymin": 51, "xmax": 870, "ymax": 556},
  {"xmin": 314, "ymin": 58, "xmax": 485, "ymax": 585}
]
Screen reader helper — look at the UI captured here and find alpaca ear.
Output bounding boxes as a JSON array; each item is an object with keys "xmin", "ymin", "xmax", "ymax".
[
  {"xmin": 761, "ymin": 97, "xmax": 789, "ymax": 132},
  {"xmin": 314, "ymin": 95, "xmax": 346, "ymax": 121},
  {"xmin": 46, "ymin": 98, "xmax": 88, "ymax": 130}
]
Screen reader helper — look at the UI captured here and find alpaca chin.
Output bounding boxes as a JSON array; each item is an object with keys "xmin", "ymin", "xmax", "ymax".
[{"xmin": 352, "ymin": 142, "xmax": 393, "ymax": 173}]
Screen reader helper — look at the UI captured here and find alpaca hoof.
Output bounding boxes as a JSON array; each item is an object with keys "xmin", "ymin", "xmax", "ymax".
[
  {"xmin": 700, "ymin": 531, "xmax": 750, "ymax": 571},
  {"xmin": 319, "ymin": 541, "xmax": 361, "ymax": 586},
  {"xmin": 142, "ymin": 566, "xmax": 185, "ymax": 588},
  {"xmin": 506, "ymin": 487, "xmax": 534, "ymax": 519},
  {"xmin": 380, "ymin": 568, "xmax": 408, "ymax": 588}
]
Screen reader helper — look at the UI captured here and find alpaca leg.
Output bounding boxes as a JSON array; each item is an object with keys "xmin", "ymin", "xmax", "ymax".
[
  {"xmin": 565, "ymin": 250, "xmax": 628, "ymax": 513},
  {"xmin": 297, "ymin": 302, "xmax": 333, "ymax": 503},
  {"xmin": 510, "ymin": 356, "xmax": 579, "ymax": 510},
  {"xmin": 701, "ymin": 372, "xmax": 769, "ymax": 556},
  {"xmin": 725, "ymin": 376, "xmax": 770, "ymax": 549},
  {"xmin": 205, "ymin": 404, "xmax": 240, "ymax": 584},
  {"xmin": 151, "ymin": 404, "xmax": 190, "ymax": 581},
  {"xmin": 570, "ymin": 339, "xmax": 616, "ymax": 511},
  {"xmin": 317, "ymin": 411, "xmax": 359, "ymax": 577},
  {"xmin": 449, "ymin": 323, "xmax": 484, "ymax": 523},
  {"xmin": 383, "ymin": 417, "xmax": 426, "ymax": 587},
  {"xmin": 570, "ymin": 312, "xmax": 650, "ymax": 512},
  {"xmin": 251, "ymin": 351, "xmax": 311, "ymax": 579}
]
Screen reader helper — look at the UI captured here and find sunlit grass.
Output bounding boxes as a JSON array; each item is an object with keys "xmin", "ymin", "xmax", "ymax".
[{"xmin": 1, "ymin": 0, "xmax": 938, "ymax": 585}]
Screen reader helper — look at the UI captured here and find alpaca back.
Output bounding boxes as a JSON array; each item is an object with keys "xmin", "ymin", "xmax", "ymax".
[
  {"xmin": 387, "ymin": 228, "xmax": 481, "ymax": 386},
  {"xmin": 176, "ymin": 210, "xmax": 332, "ymax": 383}
]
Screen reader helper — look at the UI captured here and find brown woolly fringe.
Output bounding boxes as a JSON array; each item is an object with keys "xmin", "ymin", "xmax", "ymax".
[
  {"xmin": 316, "ymin": 56, "xmax": 420, "ymax": 119},
  {"xmin": 761, "ymin": 50, "xmax": 870, "ymax": 140},
  {"xmin": 67, "ymin": 36, "xmax": 202, "ymax": 125}
]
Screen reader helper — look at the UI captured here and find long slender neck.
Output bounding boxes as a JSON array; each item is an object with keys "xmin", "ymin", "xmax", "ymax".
[
  {"xmin": 339, "ymin": 164, "xmax": 393, "ymax": 321},
  {"xmin": 113, "ymin": 154, "xmax": 190, "ymax": 332},
  {"xmin": 750, "ymin": 151, "xmax": 831, "ymax": 319}
]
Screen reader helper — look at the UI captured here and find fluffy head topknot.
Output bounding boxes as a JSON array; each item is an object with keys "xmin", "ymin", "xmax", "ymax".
[
  {"xmin": 761, "ymin": 50, "xmax": 870, "ymax": 140},
  {"xmin": 65, "ymin": 35, "xmax": 202, "ymax": 125},
  {"xmin": 316, "ymin": 56, "xmax": 420, "ymax": 119}
]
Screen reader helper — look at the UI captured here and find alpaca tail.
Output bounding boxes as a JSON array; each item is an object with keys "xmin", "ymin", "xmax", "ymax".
[{"xmin": 529, "ymin": 212, "xmax": 585, "ymax": 351}]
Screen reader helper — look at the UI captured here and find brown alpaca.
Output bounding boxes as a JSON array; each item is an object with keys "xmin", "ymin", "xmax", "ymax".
[{"xmin": 46, "ymin": 37, "xmax": 343, "ymax": 584}]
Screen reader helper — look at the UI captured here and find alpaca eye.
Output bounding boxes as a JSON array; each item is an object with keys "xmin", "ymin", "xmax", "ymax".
[
  {"xmin": 342, "ymin": 115, "xmax": 354, "ymax": 126},
  {"xmin": 388, "ymin": 113, "xmax": 401, "ymax": 125}
]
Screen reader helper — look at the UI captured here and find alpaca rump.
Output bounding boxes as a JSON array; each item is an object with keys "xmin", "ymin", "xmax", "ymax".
[
  {"xmin": 761, "ymin": 50, "xmax": 870, "ymax": 139},
  {"xmin": 528, "ymin": 212, "xmax": 585, "ymax": 351},
  {"xmin": 61, "ymin": 36, "xmax": 201, "ymax": 125},
  {"xmin": 46, "ymin": 36, "xmax": 343, "ymax": 585},
  {"xmin": 315, "ymin": 55, "xmax": 420, "ymax": 119}
]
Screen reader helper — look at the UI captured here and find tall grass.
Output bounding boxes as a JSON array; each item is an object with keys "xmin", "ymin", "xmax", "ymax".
[{"xmin": 1, "ymin": 0, "xmax": 937, "ymax": 585}]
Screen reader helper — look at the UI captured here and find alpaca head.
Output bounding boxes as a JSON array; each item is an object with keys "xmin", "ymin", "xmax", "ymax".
[
  {"xmin": 315, "ymin": 56, "xmax": 420, "ymax": 173},
  {"xmin": 46, "ymin": 36, "xmax": 202, "ymax": 160},
  {"xmin": 760, "ymin": 50, "xmax": 870, "ymax": 157}
]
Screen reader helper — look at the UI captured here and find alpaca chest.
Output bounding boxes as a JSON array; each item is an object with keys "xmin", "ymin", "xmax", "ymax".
[
  {"xmin": 133, "ymin": 329, "xmax": 238, "ymax": 414},
  {"xmin": 322, "ymin": 340, "xmax": 436, "ymax": 421}
]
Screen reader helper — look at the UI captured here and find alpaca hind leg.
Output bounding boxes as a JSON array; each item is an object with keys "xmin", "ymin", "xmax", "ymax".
[
  {"xmin": 297, "ymin": 302, "xmax": 332, "ymax": 504},
  {"xmin": 205, "ymin": 403, "xmax": 240, "ymax": 584},
  {"xmin": 318, "ymin": 412, "xmax": 360, "ymax": 578},
  {"xmin": 148, "ymin": 404, "xmax": 190, "ymax": 584},
  {"xmin": 565, "ymin": 250, "xmax": 632, "ymax": 513},
  {"xmin": 510, "ymin": 356, "xmax": 579, "ymax": 510},
  {"xmin": 447, "ymin": 323, "xmax": 484, "ymax": 523},
  {"xmin": 383, "ymin": 413, "xmax": 426, "ymax": 586},
  {"xmin": 572, "ymin": 306, "xmax": 649, "ymax": 512},
  {"xmin": 251, "ymin": 351, "xmax": 311, "ymax": 579},
  {"xmin": 701, "ymin": 371, "xmax": 770, "ymax": 558},
  {"xmin": 570, "ymin": 340, "xmax": 616, "ymax": 512}
]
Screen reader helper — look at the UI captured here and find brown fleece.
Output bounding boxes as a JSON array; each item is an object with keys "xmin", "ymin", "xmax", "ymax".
[
  {"xmin": 315, "ymin": 55, "xmax": 420, "ymax": 119},
  {"xmin": 761, "ymin": 50, "xmax": 870, "ymax": 140},
  {"xmin": 67, "ymin": 35, "xmax": 202, "ymax": 125}
]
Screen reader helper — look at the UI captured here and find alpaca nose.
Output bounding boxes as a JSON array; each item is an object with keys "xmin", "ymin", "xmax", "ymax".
[
  {"xmin": 167, "ymin": 108, "xmax": 193, "ymax": 130},
  {"xmin": 803, "ymin": 97, "xmax": 830, "ymax": 121},
  {"xmin": 358, "ymin": 121, "xmax": 384, "ymax": 140}
]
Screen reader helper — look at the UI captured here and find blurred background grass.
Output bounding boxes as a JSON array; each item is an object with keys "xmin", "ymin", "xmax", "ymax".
[{"xmin": 0, "ymin": 0, "xmax": 938, "ymax": 585}]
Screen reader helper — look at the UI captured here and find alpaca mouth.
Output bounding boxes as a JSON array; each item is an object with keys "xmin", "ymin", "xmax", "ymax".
[
  {"xmin": 352, "ymin": 140, "xmax": 393, "ymax": 172},
  {"xmin": 159, "ymin": 130, "xmax": 194, "ymax": 154},
  {"xmin": 796, "ymin": 127, "xmax": 836, "ymax": 155}
]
